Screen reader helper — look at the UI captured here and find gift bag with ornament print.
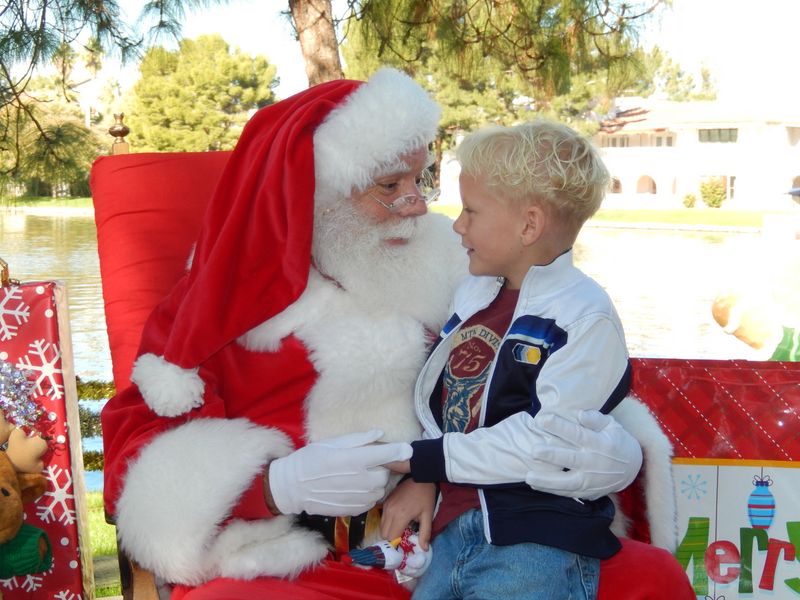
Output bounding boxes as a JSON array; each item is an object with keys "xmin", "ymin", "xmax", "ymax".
[
  {"xmin": 0, "ymin": 259, "xmax": 92, "ymax": 599},
  {"xmin": 631, "ymin": 357, "xmax": 800, "ymax": 600}
]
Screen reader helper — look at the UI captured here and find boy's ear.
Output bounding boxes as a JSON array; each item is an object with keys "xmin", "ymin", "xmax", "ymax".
[{"xmin": 520, "ymin": 204, "xmax": 546, "ymax": 246}]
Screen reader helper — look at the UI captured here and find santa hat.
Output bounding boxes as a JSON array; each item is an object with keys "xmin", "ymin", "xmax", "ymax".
[{"xmin": 130, "ymin": 68, "xmax": 442, "ymax": 417}]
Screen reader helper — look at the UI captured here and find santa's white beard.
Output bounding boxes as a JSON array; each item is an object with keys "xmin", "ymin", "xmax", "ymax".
[{"xmin": 312, "ymin": 201, "xmax": 440, "ymax": 320}]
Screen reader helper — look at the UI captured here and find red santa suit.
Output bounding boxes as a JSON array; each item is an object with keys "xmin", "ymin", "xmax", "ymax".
[{"xmin": 101, "ymin": 68, "xmax": 694, "ymax": 599}]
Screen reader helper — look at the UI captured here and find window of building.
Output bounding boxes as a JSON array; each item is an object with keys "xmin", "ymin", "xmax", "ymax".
[
  {"xmin": 698, "ymin": 128, "xmax": 738, "ymax": 143},
  {"xmin": 636, "ymin": 175, "xmax": 656, "ymax": 194},
  {"xmin": 607, "ymin": 136, "xmax": 629, "ymax": 148},
  {"xmin": 654, "ymin": 134, "xmax": 675, "ymax": 147}
]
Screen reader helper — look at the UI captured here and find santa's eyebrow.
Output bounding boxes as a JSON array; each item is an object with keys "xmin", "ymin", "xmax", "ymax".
[{"xmin": 373, "ymin": 151, "xmax": 435, "ymax": 179}]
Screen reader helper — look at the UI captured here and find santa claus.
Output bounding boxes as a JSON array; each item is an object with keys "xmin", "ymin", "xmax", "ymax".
[{"xmin": 101, "ymin": 67, "xmax": 693, "ymax": 599}]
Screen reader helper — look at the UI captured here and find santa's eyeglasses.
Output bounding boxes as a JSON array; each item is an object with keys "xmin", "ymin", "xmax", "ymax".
[{"xmin": 368, "ymin": 187, "xmax": 441, "ymax": 213}]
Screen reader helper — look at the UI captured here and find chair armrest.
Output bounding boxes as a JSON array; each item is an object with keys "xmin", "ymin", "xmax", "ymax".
[{"xmin": 117, "ymin": 548, "xmax": 159, "ymax": 600}]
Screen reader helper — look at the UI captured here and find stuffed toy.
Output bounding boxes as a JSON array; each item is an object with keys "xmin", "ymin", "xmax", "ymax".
[
  {"xmin": 0, "ymin": 412, "xmax": 53, "ymax": 595},
  {"xmin": 342, "ymin": 527, "xmax": 432, "ymax": 584}
]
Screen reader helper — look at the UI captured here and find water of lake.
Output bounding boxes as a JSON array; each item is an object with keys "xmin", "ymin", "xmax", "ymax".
[{"xmin": 3, "ymin": 211, "xmax": 800, "ymax": 383}]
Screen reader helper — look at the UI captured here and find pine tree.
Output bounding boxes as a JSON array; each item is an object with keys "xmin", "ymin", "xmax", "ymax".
[{"xmin": 127, "ymin": 35, "xmax": 278, "ymax": 152}]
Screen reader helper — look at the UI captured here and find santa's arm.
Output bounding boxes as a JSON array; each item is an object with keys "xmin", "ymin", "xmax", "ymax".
[{"xmin": 114, "ymin": 417, "xmax": 332, "ymax": 584}]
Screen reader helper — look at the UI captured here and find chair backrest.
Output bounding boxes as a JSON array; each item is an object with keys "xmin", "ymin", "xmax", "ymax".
[{"xmin": 90, "ymin": 151, "xmax": 231, "ymax": 391}]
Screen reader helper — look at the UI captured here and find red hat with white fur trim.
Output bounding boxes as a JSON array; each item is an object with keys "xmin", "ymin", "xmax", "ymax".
[{"xmin": 129, "ymin": 68, "xmax": 441, "ymax": 417}]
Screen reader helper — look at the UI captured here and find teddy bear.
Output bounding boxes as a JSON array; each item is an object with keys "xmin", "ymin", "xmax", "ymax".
[{"xmin": 0, "ymin": 412, "xmax": 52, "ymax": 596}]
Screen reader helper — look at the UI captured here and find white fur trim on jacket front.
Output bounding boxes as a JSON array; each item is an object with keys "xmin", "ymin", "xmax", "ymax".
[
  {"xmin": 131, "ymin": 353, "xmax": 205, "ymax": 417},
  {"xmin": 610, "ymin": 397, "xmax": 678, "ymax": 552},
  {"xmin": 114, "ymin": 418, "xmax": 320, "ymax": 585},
  {"xmin": 314, "ymin": 67, "xmax": 441, "ymax": 201}
]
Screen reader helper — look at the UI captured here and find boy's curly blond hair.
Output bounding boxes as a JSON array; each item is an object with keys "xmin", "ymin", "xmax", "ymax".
[{"xmin": 456, "ymin": 120, "xmax": 609, "ymax": 231}]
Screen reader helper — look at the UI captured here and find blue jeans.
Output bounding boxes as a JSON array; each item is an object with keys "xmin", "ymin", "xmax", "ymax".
[{"xmin": 412, "ymin": 509, "xmax": 600, "ymax": 600}]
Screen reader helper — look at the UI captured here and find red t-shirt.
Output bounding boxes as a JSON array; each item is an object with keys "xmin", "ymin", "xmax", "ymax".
[{"xmin": 432, "ymin": 285, "xmax": 520, "ymax": 535}]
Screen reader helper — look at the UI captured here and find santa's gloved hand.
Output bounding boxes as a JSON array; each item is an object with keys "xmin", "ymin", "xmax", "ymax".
[
  {"xmin": 525, "ymin": 410, "xmax": 642, "ymax": 500},
  {"xmin": 269, "ymin": 429, "xmax": 412, "ymax": 516}
]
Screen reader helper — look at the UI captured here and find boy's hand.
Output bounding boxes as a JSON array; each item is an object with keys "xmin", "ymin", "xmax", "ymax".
[
  {"xmin": 383, "ymin": 459, "xmax": 410, "ymax": 473},
  {"xmin": 380, "ymin": 479, "xmax": 436, "ymax": 550}
]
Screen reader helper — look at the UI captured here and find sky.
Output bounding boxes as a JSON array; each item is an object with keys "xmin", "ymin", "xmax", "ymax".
[
  {"xmin": 114, "ymin": 0, "xmax": 310, "ymax": 98},
  {"xmin": 647, "ymin": 0, "xmax": 800, "ymax": 104},
  {"xmin": 104, "ymin": 0, "xmax": 800, "ymax": 106}
]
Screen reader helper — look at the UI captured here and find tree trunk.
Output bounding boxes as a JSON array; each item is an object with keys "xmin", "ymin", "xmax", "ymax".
[{"xmin": 288, "ymin": 0, "xmax": 344, "ymax": 86}]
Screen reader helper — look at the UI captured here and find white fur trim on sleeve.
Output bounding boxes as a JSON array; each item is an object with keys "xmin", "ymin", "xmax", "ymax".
[
  {"xmin": 611, "ymin": 397, "xmax": 678, "ymax": 552},
  {"xmin": 206, "ymin": 517, "xmax": 329, "ymax": 581},
  {"xmin": 115, "ymin": 418, "xmax": 295, "ymax": 585},
  {"xmin": 314, "ymin": 67, "xmax": 441, "ymax": 200},
  {"xmin": 131, "ymin": 353, "xmax": 205, "ymax": 417}
]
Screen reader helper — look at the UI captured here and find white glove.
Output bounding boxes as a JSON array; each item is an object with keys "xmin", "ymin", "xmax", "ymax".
[
  {"xmin": 268, "ymin": 429, "xmax": 412, "ymax": 516},
  {"xmin": 525, "ymin": 410, "xmax": 642, "ymax": 500}
]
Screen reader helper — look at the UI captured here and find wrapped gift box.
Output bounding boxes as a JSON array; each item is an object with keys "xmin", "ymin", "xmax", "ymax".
[
  {"xmin": 633, "ymin": 358, "xmax": 800, "ymax": 600},
  {"xmin": 0, "ymin": 280, "xmax": 92, "ymax": 599}
]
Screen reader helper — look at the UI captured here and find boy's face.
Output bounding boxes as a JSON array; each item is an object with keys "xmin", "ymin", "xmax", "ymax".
[{"xmin": 454, "ymin": 172, "xmax": 530, "ymax": 289}]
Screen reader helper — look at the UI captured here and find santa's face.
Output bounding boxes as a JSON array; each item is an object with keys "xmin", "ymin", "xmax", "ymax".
[{"xmin": 349, "ymin": 147, "xmax": 432, "ymax": 246}]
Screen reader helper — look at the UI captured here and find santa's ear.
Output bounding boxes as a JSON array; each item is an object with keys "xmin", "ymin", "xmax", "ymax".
[{"xmin": 18, "ymin": 473, "xmax": 46, "ymax": 504}]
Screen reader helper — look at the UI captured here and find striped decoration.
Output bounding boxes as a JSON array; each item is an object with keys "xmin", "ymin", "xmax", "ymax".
[{"xmin": 747, "ymin": 475, "xmax": 775, "ymax": 530}]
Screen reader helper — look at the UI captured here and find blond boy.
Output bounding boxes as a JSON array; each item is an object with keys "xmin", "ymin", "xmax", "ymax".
[{"xmin": 383, "ymin": 120, "xmax": 629, "ymax": 600}]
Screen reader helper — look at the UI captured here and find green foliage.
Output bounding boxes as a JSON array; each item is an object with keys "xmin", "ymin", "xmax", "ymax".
[
  {"xmin": 128, "ymin": 35, "xmax": 278, "ymax": 152},
  {"xmin": 1, "ymin": 0, "xmax": 234, "ymax": 174},
  {"xmin": 638, "ymin": 46, "xmax": 717, "ymax": 101},
  {"xmin": 342, "ymin": 1, "xmax": 664, "ymax": 99},
  {"xmin": 683, "ymin": 193, "xmax": 697, "ymax": 208},
  {"xmin": 83, "ymin": 450, "xmax": 105, "ymax": 471},
  {"xmin": 341, "ymin": 0, "xmax": 664, "ymax": 150},
  {"xmin": 0, "ymin": 73, "xmax": 105, "ymax": 194},
  {"xmin": 1, "ymin": 0, "xmax": 141, "ymax": 174},
  {"xmin": 699, "ymin": 179, "xmax": 726, "ymax": 208},
  {"xmin": 77, "ymin": 379, "xmax": 116, "ymax": 401},
  {"xmin": 79, "ymin": 406, "xmax": 103, "ymax": 438},
  {"xmin": 20, "ymin": 121, "xmax": 103, "ymax": 191}
]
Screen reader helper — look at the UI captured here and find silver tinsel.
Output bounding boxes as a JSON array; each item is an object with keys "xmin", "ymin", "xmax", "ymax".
[{"xmin": 0, "ymin": 358, "xmax": 45, "ymax": 431}]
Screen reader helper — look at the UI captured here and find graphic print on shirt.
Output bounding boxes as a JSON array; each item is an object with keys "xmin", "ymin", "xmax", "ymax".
[{"xmin": 441, "ymin": 323, "xmax": 504, "ymax": 433}]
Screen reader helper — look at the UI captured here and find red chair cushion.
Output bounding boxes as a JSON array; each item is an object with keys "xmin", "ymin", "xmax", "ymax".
[{"xmin": 90, "ymin": 151, "xmax": 231, "ymax": 391}]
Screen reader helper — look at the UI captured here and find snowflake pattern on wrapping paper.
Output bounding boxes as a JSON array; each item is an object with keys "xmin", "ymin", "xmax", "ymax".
[
  {"xmin": 0, "ymin": 568, "xmax": 49, "ymax": 593},
  {"xmin": 37, "ymin": 465, "xmax": 76, "ymax": 526},
  {"xmin": 15, "ymin": 338, "xmax": 64, "ymax": 400},
  {"xmin": 0, "ymin": 283, "xmax": 86, "ymax": 598},
  {"xmin": 0, "ymin": 286, "xmax": 30, "ymax": 342},
  {"xmin": 680, "ymin": 473, "xmax": 708, "ymax": 501}
]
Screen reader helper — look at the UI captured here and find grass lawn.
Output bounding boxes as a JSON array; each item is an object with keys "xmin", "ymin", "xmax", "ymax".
[
  {"xmin": 87, "ymin": 491, "xmax": 122, "ymax": 597},
  {"xmin": 591, "ymin": 207, "xmax": 770, "ymax": 228}
]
